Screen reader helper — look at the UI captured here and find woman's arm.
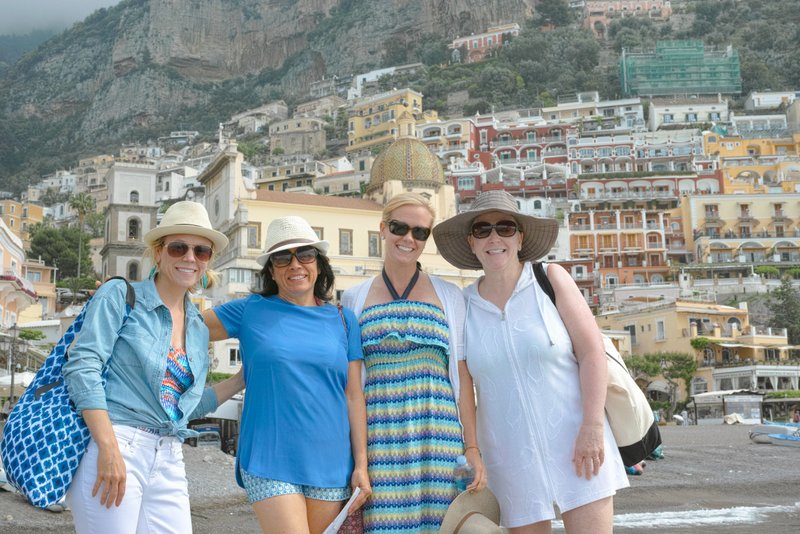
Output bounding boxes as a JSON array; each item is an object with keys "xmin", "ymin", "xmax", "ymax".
[
  {"xmin": 547, "ymin": 263, "xmax": 607, "ymax": 480},
  {"xmin": 81, "ymin": 409, "xmax": 127, "ymax": 508},
  {"xmin": 345, "ymin": 360, "xmax": 371, "ymax": 511},
  {"xmin": 202, "ymin": 309, "xmax": 229, "ymax": 342},
  {"xmin": 212, "ymin": 366, "xmax": 245, "ymax": 404},
  {"xmin": 457, "ymin": 361, "xmax": 487, "ymax": 492}
]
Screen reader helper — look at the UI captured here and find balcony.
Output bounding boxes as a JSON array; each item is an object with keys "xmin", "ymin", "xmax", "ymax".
[{"xmin": 0, "ymin": 271, "xmax": 38, "ymax": 302}]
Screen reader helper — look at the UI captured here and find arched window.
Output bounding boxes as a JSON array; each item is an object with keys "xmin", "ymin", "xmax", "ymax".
[
  {"xmin": 127, "ymin": 261, "xmax": 139, "ymax": 281},
  {"xmin": 128, "ymin": 218, "xmax": 140, "ymax": 240},
  {"xmin": 130, "ymin": 191, "xmax": 139, "ymax": 204},
  {"xmin": 533, "ymin": 200, "xmax": 542, "ymax": 209}
]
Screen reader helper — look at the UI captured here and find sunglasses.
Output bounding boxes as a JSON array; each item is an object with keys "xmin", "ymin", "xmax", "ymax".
[
  {"xmin": 165, "ymin": 241, "xmax": 213, "ymax": 262},
  {"xmin": 271, "ymin": 246, "xmax": 319, "ymax": 268},
  {"xmin": 470, "ymin": 220, "xmax": 519, "ymax": 239},
  {"xmin": 387, "ymin": 220, "xmax": 431, "ymax": 241}
]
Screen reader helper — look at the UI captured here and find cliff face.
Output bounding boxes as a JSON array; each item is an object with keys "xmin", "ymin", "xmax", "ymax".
[{"xmin": 0, "ymin": 0, "xmax": 534, "ymax": 171}]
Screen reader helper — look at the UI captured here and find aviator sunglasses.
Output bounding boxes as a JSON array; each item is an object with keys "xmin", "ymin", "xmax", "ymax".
[
  {"xmin": 470, "ymin": 220, "xmax": 519, "ymax": 239},
  {"xmin": 387, "ymin": 220, "xmax": 431, "ymax": 241},
  {"xmin": 165, "ymin": 241, "xmax": 213, "ymax": 262},
  {"xmin": 270, "ymin": 246, "xmax": 319, "ymax": 268}
]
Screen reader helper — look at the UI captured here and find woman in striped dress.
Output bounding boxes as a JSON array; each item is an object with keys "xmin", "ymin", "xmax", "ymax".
[{"xmin": 342, "ymin": 193, "xmax": 486, "ymax": 533}]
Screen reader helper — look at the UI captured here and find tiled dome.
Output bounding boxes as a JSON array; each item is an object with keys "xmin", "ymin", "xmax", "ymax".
[{"xmin": 367, "ymin": 137, "xmax": 445, "ymax": 193}]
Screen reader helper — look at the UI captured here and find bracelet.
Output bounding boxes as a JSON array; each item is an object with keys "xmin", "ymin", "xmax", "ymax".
[{"xmin": 464, "ymin": 446, "xmax": 481, "ymax": 454}]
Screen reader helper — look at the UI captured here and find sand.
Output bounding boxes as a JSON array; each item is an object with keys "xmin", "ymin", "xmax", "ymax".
[{"xmin": 2, "ymin": 424, "xmax": 799, "ymax": 533}]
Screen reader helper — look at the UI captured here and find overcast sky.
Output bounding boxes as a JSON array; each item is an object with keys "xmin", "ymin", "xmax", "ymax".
[{"xmin": 0, "ymin": 0, "xmax": 121, "ymax": 35}]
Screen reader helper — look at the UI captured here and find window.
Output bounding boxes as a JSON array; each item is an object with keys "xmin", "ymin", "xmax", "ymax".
[
  {"xmin": 27, "ymin": 271, "xmax": 42, "ymax": 282},
  {"xmin": 663, "ymin": 114, "xmax": 673, "ymax": 124},
  {"xmin": 656, "ymin": 320, "xmax": 665, "ymax": 341},
  {"xmin": 130, "ymin": 191, "xmax": 139, "ymax": 203},
  {"xmin": 624, "ymin": 324, "xmax": 636, "ymax": 346},
  {"xmin": 457, "ymin": 177, "xmax": 475, "ymax": 190},
  {"xmin": 229, "ymin": 347, "xmax": 241, "ymax": 366},
  {"xmin": 128, "ymin": 218, "xmax": 141, "ymax": 240},
  {"xmin": 312, "ymin": 227, "xmax": 324, "ymax": 240},
  {"xmin": 229, "ymin": 269, "xmax": 253, "ymax": 285},
  {"xmin": 339, "ymin": 229, "xmax": 353, "ymax": 255},
  {"xmin": 687, "ymin": 113, "xmax": 697, "ymax": 122},
  {"xmin": 616, "ymin": 147, "xmax": 631, "ymax": 156},
  {"xmin": 127, "ymin": 261, "xmax": 139, "ymax": 281},
  {"xmin": 247, "ymin": 226, "xmax": 259, "ymax": 248},
  {"xmin": 368, "ymin": 231, "xmax": 382, "ymax": 257}
]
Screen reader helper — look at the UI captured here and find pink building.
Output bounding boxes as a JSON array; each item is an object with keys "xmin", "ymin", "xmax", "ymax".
[
  {"xmin": 585, "ymin": 1, "xmax": 672, "ymax": 37},
  {"xmin": 449, "ymin": 23, "xmax": 520, "ymax": 64}
]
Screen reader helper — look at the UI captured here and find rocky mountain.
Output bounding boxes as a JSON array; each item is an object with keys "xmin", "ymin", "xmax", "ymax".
[{"xmin": 0, "ymin": 0, "xmax": 536, "ymax": 186}]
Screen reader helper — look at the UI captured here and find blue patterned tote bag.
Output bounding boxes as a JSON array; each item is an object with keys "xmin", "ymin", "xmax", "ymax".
[{"xmin": 0, "ymin": 277, "xmax": 134, "ymax": 508}]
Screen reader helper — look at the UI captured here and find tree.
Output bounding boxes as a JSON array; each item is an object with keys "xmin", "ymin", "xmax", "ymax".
[
  {"xmin": 29, "ymin": 224, "xmax": 92, "ymax": 280},
  {"xmin": 69, "ymin": 192, "xmax": 96, "ymax": 281},
  {"xmin": 767, "ymin": 277, "xmax": 800, "ymax": 344},
  {"xmin": 533, "ymin": 0, "xmax": 574, "ymax": 28},
  {"xmin": 626, "ymin": 352, "xmax": 697, "ymax": 412}
]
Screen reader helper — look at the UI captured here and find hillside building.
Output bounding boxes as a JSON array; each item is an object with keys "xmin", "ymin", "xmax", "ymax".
[
  {"xmin": 584, "ymin": 1, "xmax": 672, "ymax": 38},
  {"xmin": 620, "ymin": 40, "xmax": 742, "ymax": 97},
  {"xmin": 449, "ymin": 23, "xmax": 520, "ymax": 64},
  {"xmin": 647, "ymin": 95, "xmax": 730, "ymax": 131},
  {"xmin": 0, "ymin": 200, "xmax": 44, "ymax": 250},
  {"xmin": 268, "ymin": 117, "xmax": 327, "ymax": 157}
]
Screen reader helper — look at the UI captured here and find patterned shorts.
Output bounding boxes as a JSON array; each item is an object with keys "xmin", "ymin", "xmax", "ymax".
[{"xmin": 240, "ymin": 470, "xmax": 351, "ymax": 504}]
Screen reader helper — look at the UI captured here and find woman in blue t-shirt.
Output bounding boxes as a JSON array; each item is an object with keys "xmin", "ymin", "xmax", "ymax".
[{"xmin": 203, "ymin": 216, "xmax": 370, "ymax": 533}]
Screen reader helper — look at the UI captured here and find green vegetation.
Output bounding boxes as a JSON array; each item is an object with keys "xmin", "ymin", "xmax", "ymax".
[
  {"xmin": 690, "ymin": 337, "xmax": 711, "ymax": 351},
  {"xmin": 767, "ymin": 277, "xmax": 800, "ymax": 344},
  {"xmin": 28, "ymin": 224, "xmax": 94, "ymax": 281},
  {"xmin": 627, "ymin": 352, "xmax": 698, "ymax": 411}
]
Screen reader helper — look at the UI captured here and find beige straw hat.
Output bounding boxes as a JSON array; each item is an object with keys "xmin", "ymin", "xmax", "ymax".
[
  {"xmin": 440, "ymin": 489, "xmax": 508, "ymax": 533},
  {"xmin": 432, "ymin": 190, "xmax": 558, "ymax": 270},
  {"xmin": 144, "ymin": 201, "xmax": 229, "ymax": 253},
  {"xmin": 256, "ymin": 216, "xmax": 330, "ymax": 267}
]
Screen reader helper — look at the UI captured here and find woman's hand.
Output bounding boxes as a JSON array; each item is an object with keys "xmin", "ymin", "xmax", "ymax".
[
  {"xmin": 349, "ymin": 466, "xmax": 372, "ymax": 513},
  {"xmin": 464, "ymin": 447, "xmax": 488, "ymax": 493},
  {"xmin": 572, "ymin": 422, "xmax": 605, "ymax": 480},
  {"xmin": 92, "ymin": 443, "xmax": 127, "ymax": 507}
]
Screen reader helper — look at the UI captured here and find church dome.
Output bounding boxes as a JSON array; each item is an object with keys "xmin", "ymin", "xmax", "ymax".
[{"xmin": 367, "ymin": 137, "xmax": 445, "ymax": 193}]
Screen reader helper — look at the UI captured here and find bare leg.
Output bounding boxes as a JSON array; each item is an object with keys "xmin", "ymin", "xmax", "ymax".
[
  {"xmin": 561, "ymin": 496, "xmax": 613, "ymax": 534},
  {"xmin": 252, "ymin": 493, "xmax": 310, "ymax": 534},
  {"xmin": 307, "ymin": 499, "xmax": 345, "ymax": 534},
  {"xmin": 509, "ymin": 521, "xmax": 553, "ymax": 534}
]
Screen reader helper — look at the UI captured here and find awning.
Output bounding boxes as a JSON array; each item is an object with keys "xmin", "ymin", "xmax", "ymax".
[{"xmin": 647, "ymin": 380, "xmax": 672, "ymax": 394}]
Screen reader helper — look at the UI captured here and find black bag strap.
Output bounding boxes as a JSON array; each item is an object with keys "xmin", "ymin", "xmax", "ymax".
[
  {"xmin": 106, "ymin": 276, "xmax": 136, "ymax": 310},
  {"xmin": 336, "ymin": 303, "xmax": 348, "ymax": 335},
  {"xmin": 532, "ymin": 262, "xmax": 556, "ymax": 306}
]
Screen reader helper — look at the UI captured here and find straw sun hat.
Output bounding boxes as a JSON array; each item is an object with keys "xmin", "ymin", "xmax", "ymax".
[
  {"xmin": 440, "ymin": 489, "xmax": 508, "ymax": 533},
  {"xmin": 256, "ymin": 216, "xmax": 330, "ymax": 267},
  {"xmin": 144, "ymin": 200, "xmax": 229, "ymax": 253},
  {"xmin": 432, "ymin": 190, "xmax": 559, "ymax": 270}
]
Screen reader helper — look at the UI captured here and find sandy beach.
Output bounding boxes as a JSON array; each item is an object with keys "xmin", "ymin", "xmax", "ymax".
[{"xmin": 2, "ymin": 423, "xmax": 799, "ymax": 533}]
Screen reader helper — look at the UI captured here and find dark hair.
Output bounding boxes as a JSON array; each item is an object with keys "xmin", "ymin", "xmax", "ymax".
[{"xmin": 253, "ymin": 251, "xmax": 335, "ymax": 302}]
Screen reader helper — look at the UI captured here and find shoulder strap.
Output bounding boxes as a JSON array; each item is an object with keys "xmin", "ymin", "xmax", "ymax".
[
  {"xmin": 105, "ymin": 276, "xmax": 136, "ymax": 311},
  {"xmin": 336, "ymin": 303, "xmax": 348, "ymax": 335},
  {"xmin": 532, "ymin": 262, "xmax": 556, "ymax": 306}
]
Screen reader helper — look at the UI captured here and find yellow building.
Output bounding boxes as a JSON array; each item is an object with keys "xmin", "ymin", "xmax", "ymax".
[
  {"xmin": 703, "ymin": 131, "xmax": 800, "ymax": 193},
  {"xmin": 198, "ymin": 139, "xmax": 467, "ymax": 373},
  {"xmin": 681, "ymin": 192, "xmax": 800, "ymax": 268},
  {"xmin": 20, "ymin": 258, "xmax": 57, "ymax": 323},
  {"xmin": 0, "ymin": 200, "xmax": 44, "ymax": 249},
  {"xmin": 596, "ymin": 299, "xmax": 799, "ymax": 401},
  {"xmin": 346, "ymin": 88, "xmax": 437, "ymax": 156},
  {"xmin": 0, "ymin": 219, "xmax": 38, "ymax": 327}
]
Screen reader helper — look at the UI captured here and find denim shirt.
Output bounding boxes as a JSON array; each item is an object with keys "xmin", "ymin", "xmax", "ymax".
[{"xmin": 62, "ymin": 278, "xmax": 218, "ymax": 439}]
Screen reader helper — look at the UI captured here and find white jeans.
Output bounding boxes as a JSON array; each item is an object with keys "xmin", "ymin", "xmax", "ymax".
[{"xmin": 66, "ymin": 425, "xmax": 192, "ymax": 534}]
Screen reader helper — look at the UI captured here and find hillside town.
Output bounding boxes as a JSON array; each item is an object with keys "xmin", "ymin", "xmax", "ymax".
[{"xmin": 1, "ymin": 17, "xmax": 799, "ymax": 423}]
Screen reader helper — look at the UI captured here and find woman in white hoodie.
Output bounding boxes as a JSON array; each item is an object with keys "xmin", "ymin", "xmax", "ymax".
[{"xmin": 433, "ymin": 190, "xmax": 628, "ymax": 534}]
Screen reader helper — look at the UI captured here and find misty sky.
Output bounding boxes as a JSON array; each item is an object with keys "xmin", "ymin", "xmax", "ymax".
[{"xmin": 0, "ymin": 0, "xmax": 121, "ymax": 36}]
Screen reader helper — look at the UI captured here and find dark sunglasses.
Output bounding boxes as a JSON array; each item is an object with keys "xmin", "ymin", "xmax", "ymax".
[
  {"xmin": 388, "ymin": 220, "xmax": 431, "ymax": 241},
  {"xmin": 165, "ymin": 241, "xmax": 213, "ymax": 262},
  {"xmin": 271, "ymin": 246, "xmax": 319, "ymax": 268},
  {"xmin": 470, "ymin": 220, "xmax": 519, "ymax": 239}
]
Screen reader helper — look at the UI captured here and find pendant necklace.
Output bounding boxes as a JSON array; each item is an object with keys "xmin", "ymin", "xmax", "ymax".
[{"xmin": 382, "ymin": 262, "xmax": 421, "ymax": 301}]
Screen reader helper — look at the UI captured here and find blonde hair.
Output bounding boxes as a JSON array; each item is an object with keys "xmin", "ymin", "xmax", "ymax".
[
  {"xmin": 146, "ymin": 237, "xmax": 219, "ymax": 291},
  {"xmin": 382, "ymin": 192, "xmax": 436, "ymax": 223}
]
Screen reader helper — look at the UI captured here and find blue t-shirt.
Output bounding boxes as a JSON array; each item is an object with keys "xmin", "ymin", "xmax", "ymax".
[{"xmin": 215, "ymin": 294, "xmax": 363, "ymax": 488}]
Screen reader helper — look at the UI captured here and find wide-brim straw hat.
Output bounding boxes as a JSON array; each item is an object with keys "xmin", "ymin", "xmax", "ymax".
[
  {"xmin": 144, "ymin": 200, "xmax": 229, "ymax": 253},
  {"xmin": 440, "ymin": 489, "xmax": 507, "ymax": 533},
  {"xmin": 433, "ymin": 190, "xmax": 559, "ymax": 270},
  {"xmin": 256, "ymin": 216, "xmax": 330, "ymax": 267}
]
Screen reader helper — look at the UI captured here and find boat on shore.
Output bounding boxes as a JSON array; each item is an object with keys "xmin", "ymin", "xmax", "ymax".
[
  {"xmin": 767, "ymin": 433, "xmax": 800, "ymax": 448},
  {"xmin": 749, "ymin": 424, "xmax": 798, "ymax": 444}
]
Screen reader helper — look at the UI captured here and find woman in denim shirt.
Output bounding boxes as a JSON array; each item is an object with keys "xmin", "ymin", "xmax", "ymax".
[{"xmin": 63, "ymin": 201, "xmax": 244, "ymax": 534}]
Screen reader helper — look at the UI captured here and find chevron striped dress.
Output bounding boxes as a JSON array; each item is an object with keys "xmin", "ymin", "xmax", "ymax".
[{"xmin": 359, "ymin": 301, "xmax": 462, "ymax": 533}]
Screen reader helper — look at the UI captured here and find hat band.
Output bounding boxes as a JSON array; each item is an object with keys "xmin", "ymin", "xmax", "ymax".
[
  {"xmin": 454, "ymin": 511, "xmax": 480, "ymax": 533},
  {"xmin": 267, "ymin": 238, "xmax": 315, "ymax": 252}
]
